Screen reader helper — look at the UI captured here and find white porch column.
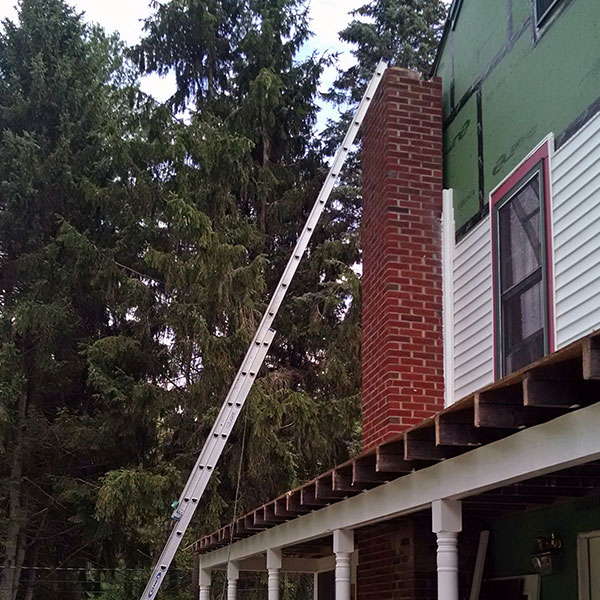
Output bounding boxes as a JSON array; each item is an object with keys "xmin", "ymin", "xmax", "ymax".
[
  {"xmin": 266, "ymin": 548, "xmax": 282, "ymax": 600},
  {"xmin": 199, "ymin": 567, "xmax": 211, "ymax": 600},
  {"xmin": 333, "ymin": 529, "xmax": 354, "ymax": 600},
  {"xmin": 227, "ymin": 561, "xmax": 239, "ymax": 600},
  {"xmin": 432, "ymin": 499, "xmax": 462, "ymax": 600}
]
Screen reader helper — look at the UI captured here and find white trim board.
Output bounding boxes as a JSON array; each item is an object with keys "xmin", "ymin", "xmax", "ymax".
[{"xmin": 199, "ymin": 402, "xmax": 600, "ymax": 569}]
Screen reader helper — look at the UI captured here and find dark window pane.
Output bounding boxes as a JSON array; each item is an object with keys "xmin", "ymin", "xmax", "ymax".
[
  {"xmin": 506, "ymin": 330, "xmax": 544, "ymax": 374},
  {"xmin": 318, "ymin": 571, "xmax": 335, "ymax": 600},
  {"xmin": 537, "ymin": 0, "xmax": 560, "ymax": 22},
  {"xmin": 503, "ymin": 278, "xmax": 545, "ymax": 373},
  {"xmin": 498, "ymin": 175, "xmax": 542, "ymax": 292}
]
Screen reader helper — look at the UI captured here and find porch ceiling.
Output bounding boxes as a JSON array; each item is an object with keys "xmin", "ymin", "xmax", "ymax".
[{"xmin": 195, "ymin": 329, "xmax": 600, "ymax": 563}]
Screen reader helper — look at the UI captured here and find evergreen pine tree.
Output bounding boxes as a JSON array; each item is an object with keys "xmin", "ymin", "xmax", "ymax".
[
  {"xmin": 0, "ymin": 2, "xmax": 178, "ymax": 597},
  {"xmin": 330, "ymin": 0, "xmax": 447, "ymax": 105},
  {"xmin": 133, "ymin": 0, "xmax": 363, "ymax": 546}
]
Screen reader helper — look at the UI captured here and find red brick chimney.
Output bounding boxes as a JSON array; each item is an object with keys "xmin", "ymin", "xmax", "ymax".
[{"xmin": 361, "ymin": 68, "xmax": 444, "ymax": 451}]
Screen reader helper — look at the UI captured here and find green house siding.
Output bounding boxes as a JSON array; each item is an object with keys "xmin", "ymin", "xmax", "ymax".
[
  {"xmin": 437, "ymin": 0, "xmax": 600, "ymax": 234},
  {"xmin": 485, "ymin": 497, "xmax": 600, "ymax": 600}
]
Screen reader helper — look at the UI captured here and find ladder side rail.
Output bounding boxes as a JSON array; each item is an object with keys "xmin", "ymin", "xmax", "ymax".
[
  {"xmin": 249, "ymin": 59, "xmax": 388, "ymax": 338},
  {"xmin": 141, "ymin": 331, "xmax": 276, "ymax": 600},
  {"xmin": 140, "ymin": 59, "xmax": 387, "ymax": 600},
  {"xmin": 173, "ymin": 332, "xmax": 271, "ymax": 514},
  {"xmin": 171, "ymin": 57, "xmax": 385, "ymax": 514}
]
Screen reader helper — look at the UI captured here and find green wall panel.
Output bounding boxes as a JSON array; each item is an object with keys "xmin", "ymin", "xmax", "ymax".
[
  {"xmin": 437, "ymin": 34, "xmax": 454, "ymax": 117},
  {"xmin": 436, "ymin": 0, "xmax": 600, "ymax": 234},
  {"xmin": 453, "ymin": 0, "xmax": 509, "ymax": 102},
  {"xmin": 486, "ymin": 497, "xmax": 600, "ymax": 600},
  {"xmin": 443, "ymin": 95, "xmax": 479, "ymax": 230},
  {"xmin": 512, "ymin": 0, "xmax": 532, "ymax": 31},
  {"xmin": 482, "ymin": 0, "xmax": 600, "ymax": 199}
]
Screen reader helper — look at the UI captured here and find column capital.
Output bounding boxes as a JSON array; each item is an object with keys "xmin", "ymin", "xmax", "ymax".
[
  {"xmin": 227, "ymin": 561, "xmax": 240, "ymax": 581},
  {"xmin": 432, "ymin": 499, "xmax": 462, "ymax": 533},
  {"xmin": 266, "ymin": 548, "xmax": 282, "ymax": 570},
  {"xmin": 333, "ymin": 529, "xmax": 355, "ymax": 554},
  {"xmin": 199, "ymin": 568, "xmax": 211, "ymax": 587}
]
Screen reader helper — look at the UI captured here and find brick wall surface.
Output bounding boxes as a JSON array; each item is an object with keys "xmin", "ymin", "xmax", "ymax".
[
  {"xmin": 361, "ymin": 67, "xmax": 445, "ymax": 450},
  {"xmin": 355, "ymin": 516, "xmax": 483, "ymax": 600},
  {"xmin": 355, "ymin": 518, "xmax": 436, "ymax": 600}
]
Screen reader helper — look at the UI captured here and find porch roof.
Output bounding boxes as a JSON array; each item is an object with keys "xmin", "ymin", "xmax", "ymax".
[{"xmin": 194, "ymin": 329, "xmax": 600, "ymax": 563}]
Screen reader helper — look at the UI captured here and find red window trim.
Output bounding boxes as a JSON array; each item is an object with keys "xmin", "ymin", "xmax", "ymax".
[{"xmin": 490, "ymin": 140, "xmax": 555, "ymax": 379}]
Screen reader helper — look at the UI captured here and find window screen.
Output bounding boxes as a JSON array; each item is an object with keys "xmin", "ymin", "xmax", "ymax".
[{"xmin": 497, "ymin": 173, "xmax": 547, "ymax": 375}]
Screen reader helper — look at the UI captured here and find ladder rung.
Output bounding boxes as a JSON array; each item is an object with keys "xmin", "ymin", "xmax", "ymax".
[{"xmin": 139, "ymin": 58, "xmax": 388, "ymax": 600}]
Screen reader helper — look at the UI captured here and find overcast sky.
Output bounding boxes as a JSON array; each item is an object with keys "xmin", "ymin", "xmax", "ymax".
[{"xmin": 0, "ymin": 0, "xmax": 366, "ymax": 125}]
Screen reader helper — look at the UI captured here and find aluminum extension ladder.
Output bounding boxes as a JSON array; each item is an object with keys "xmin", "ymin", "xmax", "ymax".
[{"xmin": 140, "ymin": 59, "xmax": 387, "ymax": 600}]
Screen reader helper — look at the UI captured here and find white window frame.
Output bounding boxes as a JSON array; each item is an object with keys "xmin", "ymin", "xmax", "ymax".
[{"xmin": 578, "ymin": 530, "xmax": 600, "ymax": 600}]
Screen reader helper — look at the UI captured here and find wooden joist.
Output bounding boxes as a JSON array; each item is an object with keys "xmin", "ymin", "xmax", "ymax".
[
  {"xmin": 274, "ymin": 497, "xmax": 299, "ymax": 519},
  {"xmin": 352, "ymin": 454, "xmax": 392, "ymax": 485},
  {"xmin": 315, "ymin": 474, "xmax": 350, "ymax": 501},
  {"xmin": 301, "ymin": 483, "xmax": 329, "ymax": 508},
  {"xmin": 523, "ymin": 369, "xmax": 600, "ymax": 408},
  {"xmin": 333, "ymin": 465, "xmax": 360, "ymax": 493},
  {"xmin": 263, "ymin": 503, "xmax": 288, "ymax": 525},
  {"xmin": 285, "ymin": 490, "xmax": 312, "ymax": 515},
  {"xmin": 376, "ymin": 441, "xmax": 415, "ymax": 473},
  {"xmin": 196, "ymin": 330, "xmax": 600, "ymax": 553},
  {"xmin": 474, "ymin": 386, "xmax": 565, "ymax": 429},
  {"xmin": 583, "ymin": 335, "xmax": 600, "ymax": 379},
  {"xmin": 405, "ymin": 424, "xmax": 453, "ymax": 460},
  {"xmin": 436, "ymin": 407, "xmax": 489, "ymax": 447}
]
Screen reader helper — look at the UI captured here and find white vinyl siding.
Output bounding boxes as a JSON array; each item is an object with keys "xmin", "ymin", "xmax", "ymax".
[
  {"xmin": 448, "ymin": 115, "xmax": 600, "ymax": 399},
  {"xmin": 552, "ymin": 112, "xmax": 600, "ymax": 348},
  {"xmin": 453, "ymin": 218, "xmax": 494, "ymax": 399}
]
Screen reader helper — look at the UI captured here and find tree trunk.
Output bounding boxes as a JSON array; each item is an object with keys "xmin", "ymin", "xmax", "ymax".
[{"xmin": 0, "ymin": 392, "xmax": 28, "ymax": 600}]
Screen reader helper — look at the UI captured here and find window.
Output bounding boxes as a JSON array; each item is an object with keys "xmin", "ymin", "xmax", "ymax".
[
  {"xmin": 536, "ymin": 0, "xmax": 562, "ymax": 27},
  {"xmin": 491, "ymin": 142, "xmax": 554, "ymax": 378}
]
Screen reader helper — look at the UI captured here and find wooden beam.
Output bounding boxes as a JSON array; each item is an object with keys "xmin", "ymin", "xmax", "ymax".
[
  {"xmin": 510, "ymin": 483, "xmax": 589, "ymax": 498},
  {"xmin": 583, "ymin": 335, "xmax": 600, "ymax": 380},
  {"xmin": 352, "ymin": 455, "xmax": 391, "ymax": 485},
  {"xmin": 315, "ymin": 474, "xmax": 350, "ymax": 501},
  {"xmin": 301, "ymin": 484, "xmax": 329, "ymax": 508},
  {"xmin": 405, "ymin": 426, "xmax": 449, "ymax": 460},
  {"xmin": 376, "ymin": 441, "xmax": 415, "ymax": 473},
  {"xmin": 475, "ymin": 387, "xmax": 565, "ymax": 429}
]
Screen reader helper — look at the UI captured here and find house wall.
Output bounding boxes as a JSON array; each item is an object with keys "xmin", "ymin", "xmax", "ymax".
[
  {"xmin": 355, "ymin": 519, "xmax": 436, "ymax": 600},
  {"xmin": 449, "ymin": 111, "xmax": 600, "ymax": 400},
  {"xmin": 452, "ymin": 217, "xmax": 494, "ymax": 399},
  {"xmin": 485, "ymin": 497, "xmax": 600, "ymax": 600},
  {"xmin": 436, "ymin": 0, "xmax": 600, "ymax": 235},
  {"xmin": 552, "ymin": 112, "xmax": 600, "ymax": 348}
]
